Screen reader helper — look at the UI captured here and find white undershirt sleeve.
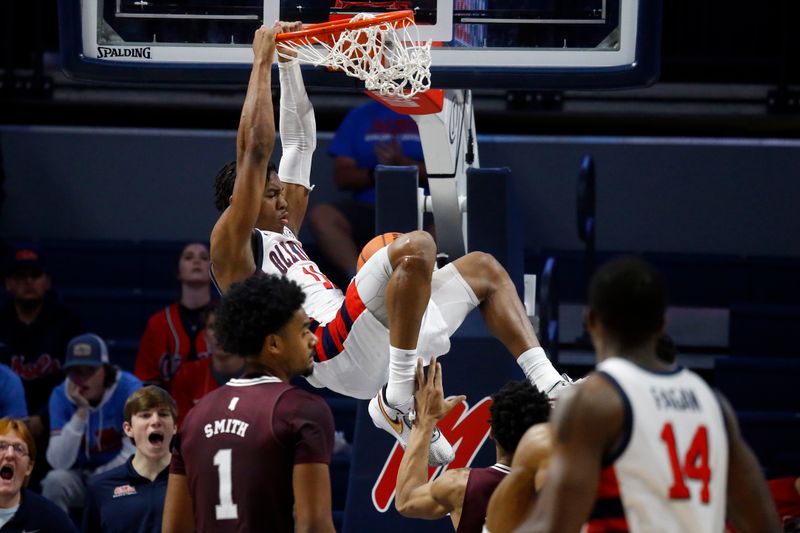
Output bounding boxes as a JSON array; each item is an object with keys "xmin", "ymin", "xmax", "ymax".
[
  {"xmin": 46, "ymin": 412, "xmax": 86, "ymax": 470},
  {"xmin": 278, "ymin": 58, "xmax": 316, "ymax": 190}
]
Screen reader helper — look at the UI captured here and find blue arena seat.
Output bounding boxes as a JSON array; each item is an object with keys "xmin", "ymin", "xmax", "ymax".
[
  {"xmin": 736, "ymin": 411, "xmax": 800, "ymax": 478},
  {"xmin": 43, "ymin": 239, "xmax": 187, "ymax": 289},
  {"xmin": 742, "ymin": 257, "xmax": 800, "ymax": 305},
  {"xmin": 58, "ymin": 287, "xmax": 175, "ymax": 339},
  {"xmin": 105, "ymin": 337, "xmax": 141, "ymax": 372},
  {"xmin": 729, "ymin": 304, "xmax": 800, "ymax": 356},
  {"xmin": 640, "ymin": 253, "xmax": 748, "ymax": 308},
  {"xmin": 331, "ymin": 453, "xmax": 352, "ymax": 514},
  {"xmin": 325, "ymin": 397, "xmax": 359, "ymax": 444},
  {"xmin": 333, "ymin": 511, "xmax": 345, "ymax": 532},
  {"xmin": 715, "ymin": 356, "xmax": 800, "ymax": 411}
]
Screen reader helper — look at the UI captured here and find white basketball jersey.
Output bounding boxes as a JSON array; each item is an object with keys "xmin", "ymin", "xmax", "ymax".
[
  {"xmin": 594, "ymin": 357, "xmax": 728, "ymax": 533},
  {"xmin": 254, "ymin": 227, "xmax": 344, "ymax": 324}
]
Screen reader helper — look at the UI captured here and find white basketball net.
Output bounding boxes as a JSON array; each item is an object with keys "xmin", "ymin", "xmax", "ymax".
[{"xmin": 277, "ymin": 13, "xmax": 432, "ymax": 98}]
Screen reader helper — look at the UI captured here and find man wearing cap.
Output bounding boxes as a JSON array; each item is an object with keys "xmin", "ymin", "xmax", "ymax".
[
  {"xmin": 0, "ymin": 244, "xmax": 82, "ymax": 432},
  {"xmin": 0, "ymin": 243, "xmax": 83, "ymax": 491},
  {"xmin": 41, "ymin": 333, "xmax": 142, "ymax": 512}
]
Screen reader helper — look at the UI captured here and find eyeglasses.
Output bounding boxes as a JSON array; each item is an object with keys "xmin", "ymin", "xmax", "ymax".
[{"xmin": 0, "ymin": 441, "xmax": 29, "ymax": 457}]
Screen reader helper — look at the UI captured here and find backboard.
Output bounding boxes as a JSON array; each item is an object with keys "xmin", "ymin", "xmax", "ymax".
[{"xmin": 59, "ymin": 0, "xmax": 661, "ymax": 89}]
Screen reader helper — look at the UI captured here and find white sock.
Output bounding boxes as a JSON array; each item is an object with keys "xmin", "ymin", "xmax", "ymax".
[
  {"xmin": 386, "ymin": 346, "xmax": 418, "ymax": 407},
  {"xmin": 517, "ymin": 347, "xmax": 563, "ymax": 393}
]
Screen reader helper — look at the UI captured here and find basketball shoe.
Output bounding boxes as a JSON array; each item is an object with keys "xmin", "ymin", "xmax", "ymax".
[
  {"xmin": 545, "ymin": 373, "xmax": 583, "ymax": 401},
  {"xmin": 368, "ymin": 385, "xmax": 455, "ymax": 466}
]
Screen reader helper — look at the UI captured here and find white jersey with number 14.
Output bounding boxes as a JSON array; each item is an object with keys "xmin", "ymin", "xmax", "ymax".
[{"xmin": 595, "ymin": 357, "xmax": 729, "ymax": 533}]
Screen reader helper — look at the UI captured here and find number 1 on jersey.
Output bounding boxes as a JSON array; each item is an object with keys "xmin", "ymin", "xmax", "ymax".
[
  {"xmin": 660, "ymin": 423, "xmax": 711, "ymax": 503},
  {"xmin": 213, "ymin": 448, "xmax": 239, "ymax": 520}
]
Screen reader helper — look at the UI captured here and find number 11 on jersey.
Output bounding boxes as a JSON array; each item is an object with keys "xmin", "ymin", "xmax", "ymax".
[{"xmin": 303, "ymin": 265, "xmax": 335, "ymax": 289}]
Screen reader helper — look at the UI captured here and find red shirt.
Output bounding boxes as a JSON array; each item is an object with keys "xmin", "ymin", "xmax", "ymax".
[
  {"xmin": 586, "ymin": 466, "xmax": 629, "ymax": 533},
  {"xmin": 170, "ymin": 358, "xmax": 217, "ymax": 426},
  {"xmin": 134, "ymin": 303, "xmax": 208, "ymax": 388},
  {"xmin": 170, "ymin": 375, "xmax": 334, "ymax": 533},
  {"xmin": 770, "ymin": 477, "xmax": 800, "ymax": 529}
]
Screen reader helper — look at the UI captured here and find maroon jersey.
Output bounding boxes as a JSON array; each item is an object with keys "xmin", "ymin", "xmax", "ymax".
[
  {"xmin": 456, "ymin": 463, "xmax": 510, "ymax": 533},
  {"xmin": 170, "ymin": 375, "xmax": 334, "ymax": 532}
]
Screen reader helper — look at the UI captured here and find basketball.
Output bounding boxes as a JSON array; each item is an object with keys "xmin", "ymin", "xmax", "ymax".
[{"xmin": 357, "ymin": 232, "xmax": 401, "ymax": 272}]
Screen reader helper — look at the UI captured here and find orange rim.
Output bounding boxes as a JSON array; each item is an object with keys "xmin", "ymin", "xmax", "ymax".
[{"xmin": 276, "ymin": 10, "xmax": 415, "ymax": 43}]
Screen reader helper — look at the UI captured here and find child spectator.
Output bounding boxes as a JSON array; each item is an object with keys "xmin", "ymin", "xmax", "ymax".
[{"xmin": 82, "ymin": 386, "xmax": 177, "ymax": 533}]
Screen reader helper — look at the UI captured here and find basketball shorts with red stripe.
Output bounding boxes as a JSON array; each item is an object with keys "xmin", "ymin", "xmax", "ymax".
[{"xmin": 306, "ymin": 246, "xmax": 479, "ymax": 399}]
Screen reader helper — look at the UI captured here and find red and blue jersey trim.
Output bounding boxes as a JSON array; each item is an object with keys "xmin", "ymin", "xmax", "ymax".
[
  {"xmin": 311, "ymin": 280, "xmax": 367, "ymax": 362},
  {"xmin": 586, "ymin": 466, "xmax": 629, "ymax": 533}
]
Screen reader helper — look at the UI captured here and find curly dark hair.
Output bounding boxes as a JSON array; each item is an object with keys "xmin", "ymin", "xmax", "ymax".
[
  {"xmin": 215, "ymin": 274, "xmax": 306, "ymax": 358},
  {"xmin": 213, "ymin": 160, "xmax": 279, "ymax": 213},
  {"xmin": 589, "ymin": 256, "xmax": 667, "ymax": 349},
  {"xmin": 489, "ymin": 380, "xmax": 550, "ymax": 454}
]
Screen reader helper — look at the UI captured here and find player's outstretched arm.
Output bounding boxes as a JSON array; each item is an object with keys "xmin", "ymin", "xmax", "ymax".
[
  {"xmin": 210, "ymin": 25, "xmax": 278, "ymax": 293},
  {"xmin": 395, "ymin": 358, "xmax": 466, "ymax": 520},
  {"xmin": 293, "ymin": 463, "xmax": 336, "ymax": 533},
  {"xmin": 162, "ymin": 473, "xmax": 195, "ymax": 533},
  {"xmin": 521, "ymin": 375, "xmax": 623, "ymax": 533},
  {"xmin": 277, "ymin": 20, "xmax": 315, "ymax": 236},
  {"xmin": 485, "ymin": 423, "xmax": 552, "ymax": 533},
  {"xmin": 719, "ymin": 394, "xmax": 781, "ymax": 533}
]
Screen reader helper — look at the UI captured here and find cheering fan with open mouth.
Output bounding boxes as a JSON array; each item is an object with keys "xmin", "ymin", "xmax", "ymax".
[
  {"xmin": 0, "ymin": 418, "xmax": 77, "ymax": 531},
  {"xmin": 83, "ymin": 386, "xmax": 179, "ymax": 532}
]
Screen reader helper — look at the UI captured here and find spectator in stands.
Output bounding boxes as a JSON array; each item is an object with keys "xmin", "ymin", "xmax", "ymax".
[
  {"xmin": 0, "ymin": 243, "xmax": 83, "ymax": 490},
  {"xmin": 0, "ymin": 364, "xmax": 26, "ymax": 418},
  {"xmin": 82, "ymin": 386, "xmax": 177, "ymax": 533},
  {"xmin": 42, "ymin": 333, "xmax": 142, "ymax": 512},
  {"xmin": 307, "ymin": 100, "xmax": 426, "ymax": 285},
  {"xmin": 0, "ymin": 417, "xmax": 77, "ymax": 532},
  {"xmin": 170, "ymin": 303, "xmax": 244, "ymax": 426},
  {"xmin": 768, "ymin": 476, "xmax": 800, "ymax": 531},
  {"xmin": 134, "ymin": 242, "xmax": 211, "ymax": 389}
]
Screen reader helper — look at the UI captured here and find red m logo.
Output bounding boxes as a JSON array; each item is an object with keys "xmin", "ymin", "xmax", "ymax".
[{"xmin": 371, "ymin": 397, "xmax": 493, "ymax": 512}]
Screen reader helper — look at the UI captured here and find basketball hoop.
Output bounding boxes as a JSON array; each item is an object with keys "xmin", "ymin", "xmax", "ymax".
[{"xmin": 276, "ymin": 11, "xmax": 431, "ymax": 98}]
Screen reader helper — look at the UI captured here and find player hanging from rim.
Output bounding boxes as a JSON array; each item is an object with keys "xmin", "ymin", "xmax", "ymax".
[
  {"xmin": 517, "ymin": 257, "xmax": 780, "ymax": 533},
  {"xmin": 394, "ymin": 358, "xmax": 551, "ymax": 533},
  {"xmin": 209, "ymin": 18, "xmax": 572, "ymax": 466}
]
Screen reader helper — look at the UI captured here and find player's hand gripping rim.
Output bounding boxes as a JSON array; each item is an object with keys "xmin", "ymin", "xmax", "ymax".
[{"xmin": 275, "ymin": 20, "xmax": 303, "ymax": 62}]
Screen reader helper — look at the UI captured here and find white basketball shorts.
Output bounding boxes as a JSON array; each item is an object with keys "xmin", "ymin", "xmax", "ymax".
[{"xmin": 306, "ymin": 246, "xmax": 480, "ymax": 399}]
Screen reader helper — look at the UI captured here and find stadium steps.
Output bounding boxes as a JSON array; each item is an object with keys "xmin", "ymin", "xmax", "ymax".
[{"xmin": 716, "ymin": 357, "xmax": 800, "ymax": 478}]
